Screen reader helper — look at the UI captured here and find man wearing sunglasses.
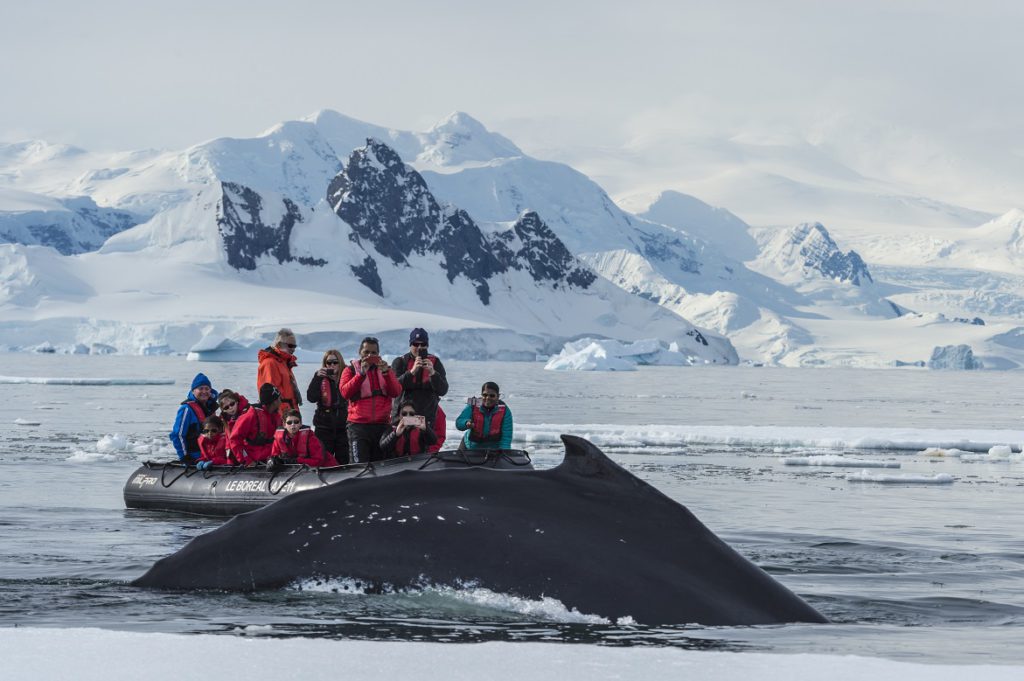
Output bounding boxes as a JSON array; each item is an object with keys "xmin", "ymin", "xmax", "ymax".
[
  {"xmin": 455, "ymin": 381, "xmax": 513, "ymax": 451},
  {"xmin": 390, "ymin": 327, "xmax": 449, "ymax": 451},
  {"xmin": 257, "ymin": 327, "xmax": 302, "ymax": 415}
]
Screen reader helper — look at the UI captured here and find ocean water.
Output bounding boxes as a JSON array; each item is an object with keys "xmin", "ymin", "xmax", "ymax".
[{"xmin": 1, "ymin": 355, "xmax": 1023, "ymax": 664}]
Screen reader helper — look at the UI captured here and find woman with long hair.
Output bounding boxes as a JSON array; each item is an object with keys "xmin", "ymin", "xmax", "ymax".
[{"xmin": 306, "ymin": 349, "xmax": 350, "ymax": 463}]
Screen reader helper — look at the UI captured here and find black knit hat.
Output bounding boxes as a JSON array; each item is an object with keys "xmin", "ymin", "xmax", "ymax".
[
  {"xmin": 409, "ymin": 328, "xmax": 429, "ymax": 345},
  {"xmin": 259, "ymin": 382, "xmax": 281, "ymax": 407}
]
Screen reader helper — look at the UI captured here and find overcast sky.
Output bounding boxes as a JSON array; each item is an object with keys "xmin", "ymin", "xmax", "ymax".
[{"xmin": 2, "ymin": 1, "xmax": 1021, "ymax": 209}]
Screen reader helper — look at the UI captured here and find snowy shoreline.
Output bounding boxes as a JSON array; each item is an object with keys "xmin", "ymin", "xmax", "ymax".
[{"xmin": 2, "ymin": 628, "xmax": 1020, "ymax": 681}]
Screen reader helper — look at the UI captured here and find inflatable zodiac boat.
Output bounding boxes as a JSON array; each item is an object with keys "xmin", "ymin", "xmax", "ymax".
[{"xmin": 123, "ymin": 449, "xmax": 533, "ymax": 516}]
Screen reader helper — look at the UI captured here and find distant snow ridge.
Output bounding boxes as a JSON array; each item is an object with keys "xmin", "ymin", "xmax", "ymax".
[
  {"xmin": 0, "ymin": 190, "xmax": 138, "ymax": 255},
  {"xmin": 928, "ymin": 344, "xmax": 983, "ymax": 370}
]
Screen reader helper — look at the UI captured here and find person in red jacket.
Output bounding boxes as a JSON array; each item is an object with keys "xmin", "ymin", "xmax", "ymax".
[
  {"xmin": 340, "ymin": 336, "xmax": 401, "ymax": 463},
  {"xmin": 217, "ymin": 389, "xmax": 250, "ymax": 460},
  {"xmin": 228, "ymin": 383, "xmax": 282, "ymax": 465},
  {"xmin": 428, "ymin": 405, "xmax": 446, "ymax": 453},
  {"xmin": 257, "ymin": 328, "xmax": 302, "ymax": 414},
  {"xmin": 271, "ymin": 409, "xmax": 338, "ymax": 467},
  {"xmin": 379, "ymin": 401, "xmax": 438, "ymax": 458},
  {"xmin": 196, "ymin": 416, "xmax": 237, "ymax": 469}
]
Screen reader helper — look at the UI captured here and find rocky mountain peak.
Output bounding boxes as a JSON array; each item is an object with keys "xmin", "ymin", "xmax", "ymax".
[
  {"xmin": 326, "ymin": 140, "xmax": 595, "ymax": 303},
  {"xmin": 788, "ymin": 222, "xmax": 873, "ymax": 285}
]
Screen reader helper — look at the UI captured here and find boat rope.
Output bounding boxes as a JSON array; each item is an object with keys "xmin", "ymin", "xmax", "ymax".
[
  {"xmin": 268, "ymin": 465, "xmax": 307, "ymax": 495},
  {"xmin": 160, "ymin": 462, "xmax": 189, "ymax": 487}
]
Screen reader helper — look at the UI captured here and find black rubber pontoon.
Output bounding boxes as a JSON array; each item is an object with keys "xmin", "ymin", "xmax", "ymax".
[{"xmin": 123, "ymin": 449, "xmax": 533, "ymax": 516}]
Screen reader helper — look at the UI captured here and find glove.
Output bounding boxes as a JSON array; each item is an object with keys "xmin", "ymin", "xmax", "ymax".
[
  {"xmin": 265, "ymin": 456, "xmax": 283, "ymax": 472},
  {"xmin": 196, "ymin": 460, "xmax": 212, "ymax": 470}
]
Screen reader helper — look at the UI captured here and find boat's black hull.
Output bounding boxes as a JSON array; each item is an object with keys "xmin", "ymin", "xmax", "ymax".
[{"xmin": 123, "ymin": 449, "xmax": 532, "ymax": 516}]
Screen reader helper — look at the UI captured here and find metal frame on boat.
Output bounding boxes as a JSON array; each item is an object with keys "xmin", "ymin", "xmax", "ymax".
[{"xmin": 123, "ymin": 449, "xmax": 532, "ymax": 516}]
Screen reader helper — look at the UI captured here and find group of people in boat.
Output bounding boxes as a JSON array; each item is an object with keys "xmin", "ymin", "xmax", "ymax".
[{"xmin": 168, "ymin": 327, "xmax": 513, "ymax": 468}]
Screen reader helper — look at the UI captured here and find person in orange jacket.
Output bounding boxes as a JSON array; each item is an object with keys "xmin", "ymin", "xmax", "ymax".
[{"xmin": 257, "ymin": 328, "xmax": 302, "ymax": 414}]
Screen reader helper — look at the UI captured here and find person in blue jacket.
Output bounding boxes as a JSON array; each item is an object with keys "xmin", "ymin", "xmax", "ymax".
[
  {"xmin": 169, "ymin": 373, "xmax": 219, "ymax": 462},
  {"xmin": 455, "ymin": 381, "xmax": 513, "ymax": 450}
]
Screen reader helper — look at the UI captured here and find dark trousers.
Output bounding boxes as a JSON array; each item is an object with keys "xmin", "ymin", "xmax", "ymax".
[
  {"xmin": 347, "ymin": 422, "xmax": 389, "ymax": 463},
  {"xmin": 314, "ymin": 425, "xmax": 349, "ymax": 465}
]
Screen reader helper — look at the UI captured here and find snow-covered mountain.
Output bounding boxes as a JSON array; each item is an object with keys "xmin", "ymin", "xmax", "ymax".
[
  {"xmin": 2, "ymin": 110, "xmax": 1023, "ymax": 369},
  {"xmin": 0, "ymin": 124, "xmax": 734, "ymax": 364}
]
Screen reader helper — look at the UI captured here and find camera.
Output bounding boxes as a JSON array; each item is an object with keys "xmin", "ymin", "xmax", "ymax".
[
  {"xmin": 417, "ymin": 347, "xmax": 428, "ymax": 359},
  {"xmin": 401, "ymin": 415, "xmax": 425, "ymax": 429}
]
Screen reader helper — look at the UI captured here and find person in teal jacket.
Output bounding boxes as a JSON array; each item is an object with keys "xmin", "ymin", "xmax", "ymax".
[{"xmin": 455, "ymin": 381, "xmax": 513, "ymax": 450}]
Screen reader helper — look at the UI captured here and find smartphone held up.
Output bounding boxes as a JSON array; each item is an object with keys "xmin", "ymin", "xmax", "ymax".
[{"xmin": 401, "ymin": 415, "xmax": 426, "ymax": 429}]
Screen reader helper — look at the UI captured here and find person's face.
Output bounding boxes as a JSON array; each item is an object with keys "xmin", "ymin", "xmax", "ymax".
[
  {"xmin": 410, "ymin": 340, "xmax": 427, "ymax": 355},
  {"xmin": 201, "ymin": 425, "xmax": 221, "ymax": 437},
  {"xmin": 284, "ymin": 416, "xmax": 302, "ymax": 434},
  {"xmin": 360, "ymin": 343, "xmax": 380, "ymax": 359},
  {"xmin": 324, "ymin": 354, "xmax": 341, "ymax": 370},
  {"xmin": 278, "ymin": 337, "xmax": 297, "ymax": 353},
  {"xmin": 193, "ymin": 385, "xmax": 212, "ymax": 401},
  {"xmin": 399, "ymin": 407, "xmax": 417, "ymax": 418},
  {"xmin": 219, "ymin": 399, "xmax": 238, "ymax": 415},
  {"xmin": 481, "ymin": 388, "xmax": 499, "ymax": 408}
]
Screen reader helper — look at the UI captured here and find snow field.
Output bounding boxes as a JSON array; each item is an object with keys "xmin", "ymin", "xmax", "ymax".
[{"xmin": 1, "ymin": 628, "xmax": 1020, "ymax": 681}]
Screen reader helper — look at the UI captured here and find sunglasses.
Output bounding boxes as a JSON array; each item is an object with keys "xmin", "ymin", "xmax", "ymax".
[
  {"xmin": 325, "ymin": 360, "xmax": 340, "ymax": 365},
  {"xmin": 220, "ymin": 402, "xmax": 237, "ymax": 409},
  {"xmin": 411, "ymin": 342, "xmax": 427, "ymax": 347},
  {"xmin": 201, "ymin": 429, "xmax": 220, "ymax": 434},
  {"xmin": 481, "ymin": 393, "xmax": 498, "ymax": 398},
  {"xmin": 284, "ymin": 343, "xmax": 297, "ymax": 350},
  {"xmin": 400, "ymin": 412, "xmax": 417, "ymax": 417},
  {"xmin": 285, "ymin": 420, "xmax": 302, "ymax": 426}
]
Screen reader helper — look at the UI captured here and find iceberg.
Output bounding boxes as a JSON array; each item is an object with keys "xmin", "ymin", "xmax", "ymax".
[
  {"xmin": 544, "ymin": 338, "xmax": 698, "ymax": 371},
  {"xmin": 928, "ymin": 344, "xmax": 982, "ymax": 370}
]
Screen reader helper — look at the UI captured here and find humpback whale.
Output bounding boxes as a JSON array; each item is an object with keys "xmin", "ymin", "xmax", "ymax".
[{"xmin": 133, "ymin": 435, "xmax": 826, "ymax": 625}]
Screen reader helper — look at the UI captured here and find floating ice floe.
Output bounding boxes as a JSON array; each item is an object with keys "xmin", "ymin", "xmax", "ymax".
[
  {"xmin": 846, "ymin": 470, "xmax": 955, "ymax": 484},
  {"xmin": 0, "ymin": 375, "xmax": 174, "ymax": 385},
  {"xmin": 96, "ymin": 433, "xmax": 129, "ymax": 453},
  {"xmin": 958, "ymin": 445, "xmax": 1023, "ymax": 462},
  {"xmin": 920, "ymin": 447, "xmax": 969, "ymax": 457},
  {"xmin": 545, "ymin": 338, "xmax": 696, "ymax": 372},
  {"xmin": 65, "ymin": 434, "xmax": 172, "ymax": 464},
  {"xmin": 781, "ymin": 455, "xmax": 900, "ymax": 468},
  {"xmin": 66, "ymin": 449, "xmax": 122, "ymax": 464},
  {"xmin": 516, "ymin": 423, "xmax": 1024, "ymax": 453},
  {"xmin": 13, "ymin": 417, "xmax": 41, "ymax": 426}
]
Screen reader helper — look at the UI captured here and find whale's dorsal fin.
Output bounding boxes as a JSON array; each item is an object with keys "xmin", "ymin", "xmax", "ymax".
[{"xmin": 555, "ymin": 434, "xmax": 638, "ymax": 483}]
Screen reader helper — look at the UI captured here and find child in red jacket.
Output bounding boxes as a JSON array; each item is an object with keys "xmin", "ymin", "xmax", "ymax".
[
  {"xmin": 272, "ymin": 409, "xmax": 338, "ymax": 467},
  {"xmin": 197, "ymin": 416, "xmax": 237, "ymax": 469}
]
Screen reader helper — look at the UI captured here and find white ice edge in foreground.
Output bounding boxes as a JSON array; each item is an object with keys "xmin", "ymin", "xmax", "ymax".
[
  {"xmin": 516, "ymin": 424, "xmax": 1024, "ymax": 453},
  {"xmin": 1, "ymin": 628, "xmax": 1021, "ymax": 681},
  {"xmin": 781, "ymin": 455, "xmax": 900, "ymax": 468},
  {"xmin": 846, "ymin": 470, "xmax": 955, "ymax": 484},
  {"xmin": 0, "ymin": 375, "xmax": 175, "ymax": 385}
]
